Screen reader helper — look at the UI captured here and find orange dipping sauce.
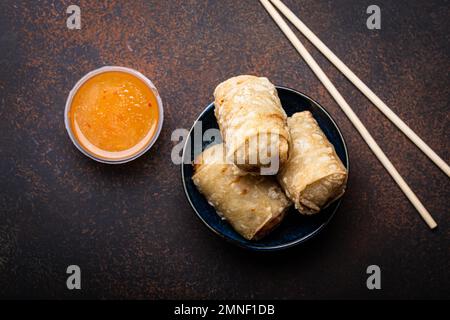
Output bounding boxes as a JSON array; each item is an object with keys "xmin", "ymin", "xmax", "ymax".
[{"xmin": 68, "ymin": 71, "xmax": 159, "ymax": 161}]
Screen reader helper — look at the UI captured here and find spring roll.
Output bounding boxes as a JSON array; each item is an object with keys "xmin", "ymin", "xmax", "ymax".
[
  {"xmin": 214, "ymin": 75, "xmax": 289, "ymax": 174},
  {"xmin": 192, "ymin": 143, "xmax": 291, "ymax": 240},
  {"xmin": 278, "ymin": 111, "xmax": 347, "ymax": 215}
]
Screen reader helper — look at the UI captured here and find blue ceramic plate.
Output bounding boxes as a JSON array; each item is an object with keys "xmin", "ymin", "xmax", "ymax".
[{"xmin": 181, "ymin": 86, "xmax": 349, "ymax": 251}]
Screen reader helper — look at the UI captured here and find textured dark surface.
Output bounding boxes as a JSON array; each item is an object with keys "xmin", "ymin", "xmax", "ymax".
[{"xmin": 0, "ymin": 0, "xmax": 448, "ymax": 299}]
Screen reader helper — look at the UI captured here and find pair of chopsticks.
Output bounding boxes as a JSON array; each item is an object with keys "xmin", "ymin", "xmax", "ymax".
[{"xmin": 260, "ymin": 0, "xmax": 449, "ymax": 229}]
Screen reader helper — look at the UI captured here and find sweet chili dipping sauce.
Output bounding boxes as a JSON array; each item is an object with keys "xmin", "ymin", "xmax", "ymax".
[{"xmin": 68, "ymin": 71, "xmax": 160, "ymax": 161}]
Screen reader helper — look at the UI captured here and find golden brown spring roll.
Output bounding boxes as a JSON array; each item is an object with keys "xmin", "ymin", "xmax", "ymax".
[
  {"xmin": 278, "ymin": 111, "xmax": 347, "ymax": 215},
  {"xmin": 192, "ymin": 143, "xmax": 291, "ymax": 240},
  {"xmin": 214, "ymin": 75, "xmax": 289, "ymax": 174}
]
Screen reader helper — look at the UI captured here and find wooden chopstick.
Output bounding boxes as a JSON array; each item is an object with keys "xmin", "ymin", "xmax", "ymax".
[
  {"xmin": 259, "ymin": 0, "xmax": 438, "ymax": 229},
  {"xmin": 269, "ymin": 0, "xmax": 450, "ymax": 178}
]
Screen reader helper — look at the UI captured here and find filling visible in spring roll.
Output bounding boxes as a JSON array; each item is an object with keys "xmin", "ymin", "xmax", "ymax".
[
  {"xmin": 192, "ymin": 143, "xmax": 292, "ymax": 240},
  {"xmin": 214, "ymin": 75, "xmax": 289, "ymax": 174},
  {"xmin": 278, "ymin": 111, "xmax": 348, "ymax": 215}
]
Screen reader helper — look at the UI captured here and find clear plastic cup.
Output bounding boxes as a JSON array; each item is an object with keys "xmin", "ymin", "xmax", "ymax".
[{"xmin": 64, "ymin": 66, "xmax": 164, "ymax": 164}]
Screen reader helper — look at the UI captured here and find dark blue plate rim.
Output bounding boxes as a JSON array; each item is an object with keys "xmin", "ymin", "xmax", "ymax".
[{"xmin": 181, "ymin": 86, "xmax": 349, "ymax": 251}]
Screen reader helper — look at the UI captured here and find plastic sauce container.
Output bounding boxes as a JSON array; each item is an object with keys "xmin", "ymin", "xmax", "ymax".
[{"xmin": 64, "ymin": 66, "xmax": 163, "ymax": 164}]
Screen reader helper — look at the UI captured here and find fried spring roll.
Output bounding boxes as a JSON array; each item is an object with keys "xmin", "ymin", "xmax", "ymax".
[
  {"xmin": 192, "ymin": 144, "xmax": 291, "ymax": 240},
  {"xmin": 278, "ymin": 111, "xmax": 348, "ymax": 215},
  {"xmin": 214, "ymin": 75, "xmax": 289, "ymax": 173}
]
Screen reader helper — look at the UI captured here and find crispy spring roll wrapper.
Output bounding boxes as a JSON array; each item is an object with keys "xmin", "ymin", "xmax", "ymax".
[
  {"xmin": 278, "ymin": 111, "xmax": 348, "ymax": 215},
  {"xmin": 214, "ymin": 75, "xmax": 289, "ymax": 173},
  {"xmin": 192, "ymin": 144, "xmax": 292, "ymax": 240}
]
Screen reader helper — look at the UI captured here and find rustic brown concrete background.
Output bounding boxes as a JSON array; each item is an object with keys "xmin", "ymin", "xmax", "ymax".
[{"xmin": 0, "ymin": 0, "xmax": 448, "ymax": 299}]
